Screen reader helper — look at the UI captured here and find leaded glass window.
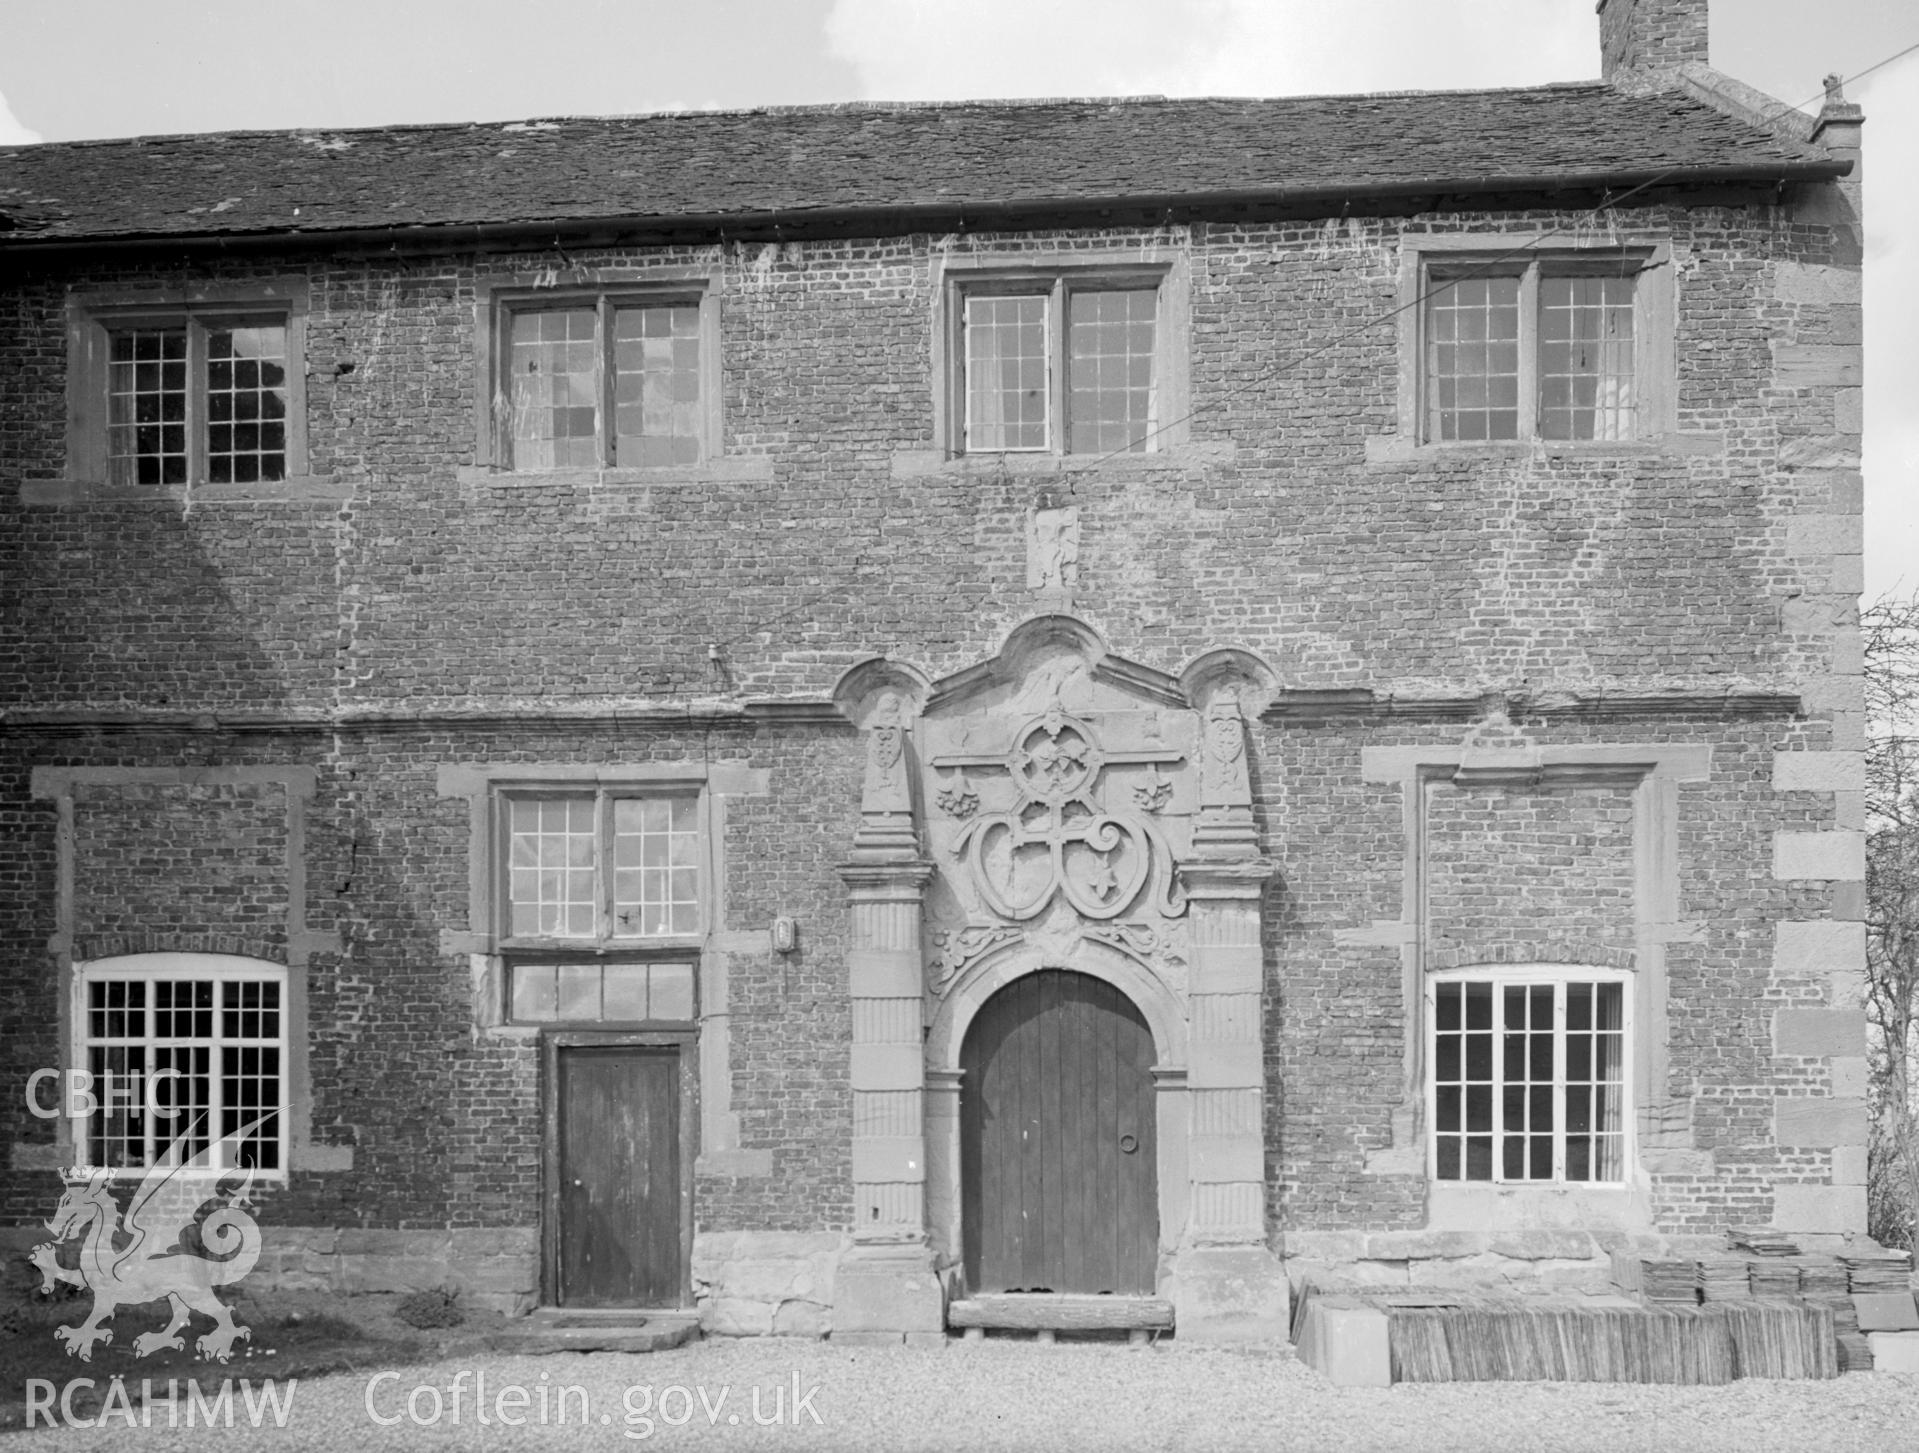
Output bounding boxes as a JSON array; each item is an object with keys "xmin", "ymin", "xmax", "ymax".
[
  {"xmin": 106, "ymin": 318, "xmax": 289, "ymax": 485},
  {"xmin": 505, "ymin": 296, "xmax": 707, "ymax": 470},
  {"xmin": 959, "ymin": 278, "xmax": 1160, "ymax": 455},
  {"xmin": 503, "ymin": 792, "xmax": 702, "ymax": 942},
  {"xmin": 1425, "ymin": 260, "xmax": 1642, "ymax": 443}
]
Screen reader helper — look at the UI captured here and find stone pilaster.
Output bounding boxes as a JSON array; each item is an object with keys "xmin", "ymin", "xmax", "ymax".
[
  {"xmin": 840, "ymin": 863, "xmax": 934, "ymax": 1240},
  {"xmin": 1172, "ymin": 693, "xmax": 1288, "ymax": 1340},
  {"xmin": 834, "ymin": 694, "xmax": 943, "ymax": 1342}
]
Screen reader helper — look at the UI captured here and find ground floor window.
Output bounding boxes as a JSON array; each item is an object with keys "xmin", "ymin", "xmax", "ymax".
[
  {"xmin": 1429, "ymin": 967, "xmax": 1628, "ymax": 1185},
  {"xmin": 79, "ymin": 955, "xmax": 286, "ymax": 1171}
]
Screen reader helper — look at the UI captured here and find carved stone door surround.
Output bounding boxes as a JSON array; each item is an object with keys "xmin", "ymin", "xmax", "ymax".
[{"xmin": 834, "ymin": 614, "xmax": 1291, "ymax": 1338}]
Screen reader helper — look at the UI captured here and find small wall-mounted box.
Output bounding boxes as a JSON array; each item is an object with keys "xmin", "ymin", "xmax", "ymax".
[{"xmin": 771, "ymin": 917, "xmax": 799, "ymax": 954}]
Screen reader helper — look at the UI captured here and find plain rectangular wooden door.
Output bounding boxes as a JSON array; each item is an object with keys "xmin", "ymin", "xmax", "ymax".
[
  {"xmin": 557, "ymin": 1045, "xmax": 680, "ymax": 1306},
  {"xmin": 961, "ymin": 970, "xmax": 1158, "ymax": 1295}
]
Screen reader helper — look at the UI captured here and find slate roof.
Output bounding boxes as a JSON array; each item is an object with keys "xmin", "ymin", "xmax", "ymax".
[{"xmin": 0, "ymin": 83, "xmax": 1844, "ymax": 248}]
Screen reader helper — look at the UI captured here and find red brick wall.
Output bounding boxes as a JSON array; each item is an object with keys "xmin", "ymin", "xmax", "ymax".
[{"xmin": 0, "ymin": 192, "xmax": 1862, "ymax": 1244}]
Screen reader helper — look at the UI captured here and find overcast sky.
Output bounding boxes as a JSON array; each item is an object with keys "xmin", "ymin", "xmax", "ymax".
[{"xmin": 0, "ymin": 0, "xmax": 1912, "ymax": 596}]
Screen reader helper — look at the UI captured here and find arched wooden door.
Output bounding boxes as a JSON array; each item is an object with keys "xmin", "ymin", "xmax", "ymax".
[{"xmin": 960, "ymin": 969, "xmax": 1158, "ymax": 1295}]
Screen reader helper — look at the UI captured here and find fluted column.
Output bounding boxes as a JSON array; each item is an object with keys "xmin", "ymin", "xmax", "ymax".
[{"xmin": 842, "ymin": 864, "xmax": 933, "ymax": 1240}]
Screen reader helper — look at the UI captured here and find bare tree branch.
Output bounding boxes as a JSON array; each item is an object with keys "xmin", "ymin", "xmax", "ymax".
[{"xmin": 1865, "ymin": 592, "xmax": 1919, "ymax": 1248}]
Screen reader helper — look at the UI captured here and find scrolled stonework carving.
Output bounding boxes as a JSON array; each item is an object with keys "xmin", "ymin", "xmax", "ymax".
[
  {"xmin": 942, "ymin": 711, "xmax": 1185, "ymax": 924},
  {"xmin": 928, "ymin": 923, "xmax": 1024, "ymax": 992}
]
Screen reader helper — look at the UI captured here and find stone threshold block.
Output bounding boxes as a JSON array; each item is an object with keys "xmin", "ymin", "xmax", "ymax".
[
  {"xmin": 1867, "ymin": 1331, "xmax": 1919, "ymax": 1374},
  {"xmin": 948, "ymin": 1294, "xmax": 1174, "ymax": 1332},
  {"xmin": 1295, "ymin": 1299, "xmax": 1392, "ymax": 1388}
]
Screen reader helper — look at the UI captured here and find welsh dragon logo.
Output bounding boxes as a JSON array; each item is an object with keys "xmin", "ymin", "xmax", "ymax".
[{"xmin": 28, "ymin": 1115, "xmax": 269, "ymax": 1364}]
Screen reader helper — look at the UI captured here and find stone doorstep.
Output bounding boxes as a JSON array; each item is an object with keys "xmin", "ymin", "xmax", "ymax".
[
  {"xmin": 948, "ymin": 1295, "xmax": 1174, "ymax": 1343},
  {"xmin": 485, "ymin": 1307, "xmax": 701, "ymax": 1356}
]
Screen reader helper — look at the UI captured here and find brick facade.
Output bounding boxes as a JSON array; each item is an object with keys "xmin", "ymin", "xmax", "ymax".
[{"xmin": 0, "ymin": 3, "xmax": 1870, "ymax": 1333}]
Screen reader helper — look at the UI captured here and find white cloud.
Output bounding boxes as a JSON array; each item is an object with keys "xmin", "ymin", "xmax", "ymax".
[
  {"xmin": 824, "ymin": 0, "xmax": 1235, "ymax": 101},
  {"xmin": 824, "ymin": 0, "xmax": 1594, "ymax": 103},
  {"xmin": 0, "ymin": 86, "xmax": 43, "ymax": 144}
]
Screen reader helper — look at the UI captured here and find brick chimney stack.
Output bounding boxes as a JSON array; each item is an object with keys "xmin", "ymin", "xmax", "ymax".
[{"xmin": 1598, "ymin": 0, "xmax": 1710, "ymax": 85}]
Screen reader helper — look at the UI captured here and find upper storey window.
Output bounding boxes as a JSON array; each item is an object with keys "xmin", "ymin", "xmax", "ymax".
[
  {"xmin": 66, "ymin": 283, "xmax": 310, "ymax": 491},
  {"xmin": 501, "ymin": 791, "xmax": 703, "ymax": 943},
  {"xmin": 495, "ymin": 289, "xmax": 715, "ymax": 471},
  {"xmin": 945, "ymin": 260, "xmax": 1186, "ymax": 458},
  {"xmin": 107, "ymin": 319, "xmax": 291, "ymax": 485},
  {"xmin": 962, "ymin": 283, "xmax": 1157, "ymax": 454},
  {"xmin": 1426, "ymin": 266, "xmax": 1636, "ymax": 443},
  {"xmin": 1397, "ymin": 239, "xmax": 1672, "ymax": 450}
]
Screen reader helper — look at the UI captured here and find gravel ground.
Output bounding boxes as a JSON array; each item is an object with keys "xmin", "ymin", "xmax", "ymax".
[{"xmin": 13, "ymin": 1337, "xmax": 1919, "ymax": 1452}]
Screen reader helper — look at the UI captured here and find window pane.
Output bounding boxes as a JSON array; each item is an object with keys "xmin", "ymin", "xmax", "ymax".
[
  {"xmin": 1538, "ymin": 275, "xmax": 1635, "ymax": 441},
  {"xmin": 510, "ymin": 307, "xmax": 600, "ymax": 469},
  {"xmin": 613, "ymin": 303, "xmax": 703, "ymax": 467},
  {"xmin": 612, "ymin": 796, "xmax": 701, "ymax": 936},
  {"xmin": 649, "ymin": 962, "xmax": 696, "ymax": 1021},
  {"xmin": 1464, "ymin": 981, "xmax": 1492, "ymax": 1030},
  {"xmin": 108, "ymin": 328, "xmax": 188, "ymax": 486},
  {"xmin": 602, "ymin": 964, "xmax": 649, "ymax": 1020},
  {"xmin": 1067, "ymin": 288, "xmax": 1155, "ymax": 454},
  {"xmin": 511, "ymin": 964, "xmax": 558, "ymax": 1021},
  {"xmin": 1465, "ymin": 1136, "xmax": 1493, "ymax": 1180},
  {"xmin": 508, "ymin": 797, "xmax": 597, "ymax": 936},
  {"xmin": 964, "ymin": 294, "xmax": 1049, "ymax": 451},
  {"xmin": 206, "ymin": 324, "xmax": 290, "ymax": 483},
  {"xmin": 556, "ymin": 964, "xmax": 600, "ymax": 1020},
  {"xmin": 1426, "ymin": 275, "xmax": 1519, "ymax": 442}
]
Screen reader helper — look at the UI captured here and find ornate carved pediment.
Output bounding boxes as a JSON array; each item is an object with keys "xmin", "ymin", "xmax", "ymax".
[{"xmin": 835, "ymin": 615, "xmax": 1273, "ymax": 1000}]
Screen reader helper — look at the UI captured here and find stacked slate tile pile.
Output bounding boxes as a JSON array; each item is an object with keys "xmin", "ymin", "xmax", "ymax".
[
  {"xmin": 1843, "ymin": 1251, "xmax": 1912, "ymax": 1295},
  {"xmin": 1698, "ymin": 1257, "xmax": 1754, "ymax": 1302},
  {"xmin": 1641, "ymin": 1258, "xmax": 1703, "ymax": 1306},
  {"xmin": 1839, "ymin": 1250, "xmax": 1915, "ymax": 1372},
  {"xmin": 1727, "ymin": 1227, "xmax": 1800, "ymax": 1257},
  {"xmin": 1749, "ymin": 1259, "xmax": 1802, "ymax": 1298},
  {"xmin": 1790, "ymin": 1257, "xmax": 1864, "ymax": 1369},
  {"xmin": 1386, "ymin": 1296, "xmax": 1836, "ymax": 1384}
]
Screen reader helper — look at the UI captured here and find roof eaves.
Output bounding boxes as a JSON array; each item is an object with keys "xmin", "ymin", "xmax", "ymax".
[{"xmin": 0, "ymin": 155, "xmax": 1852, "ymax": 257}]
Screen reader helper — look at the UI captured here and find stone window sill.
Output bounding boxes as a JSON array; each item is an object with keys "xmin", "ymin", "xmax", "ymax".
[
  {"xmin": 890, "ymin": 441, "xmax": 1234, "ymax": 479},
  {"xmin": 457, "ymin": 457, "xmax": 774, "ymax": 490},
  {"xmin": 22, "ymin": 476, "xmax": 353, "ymax": 507},
  {"xmin": 1363, "ymin": 433, "xmax": 1724, "ymax": 465},
  {"xmin": 1424, "ymin": 1180, "xmax": 1649, "ymax": 1233}
]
